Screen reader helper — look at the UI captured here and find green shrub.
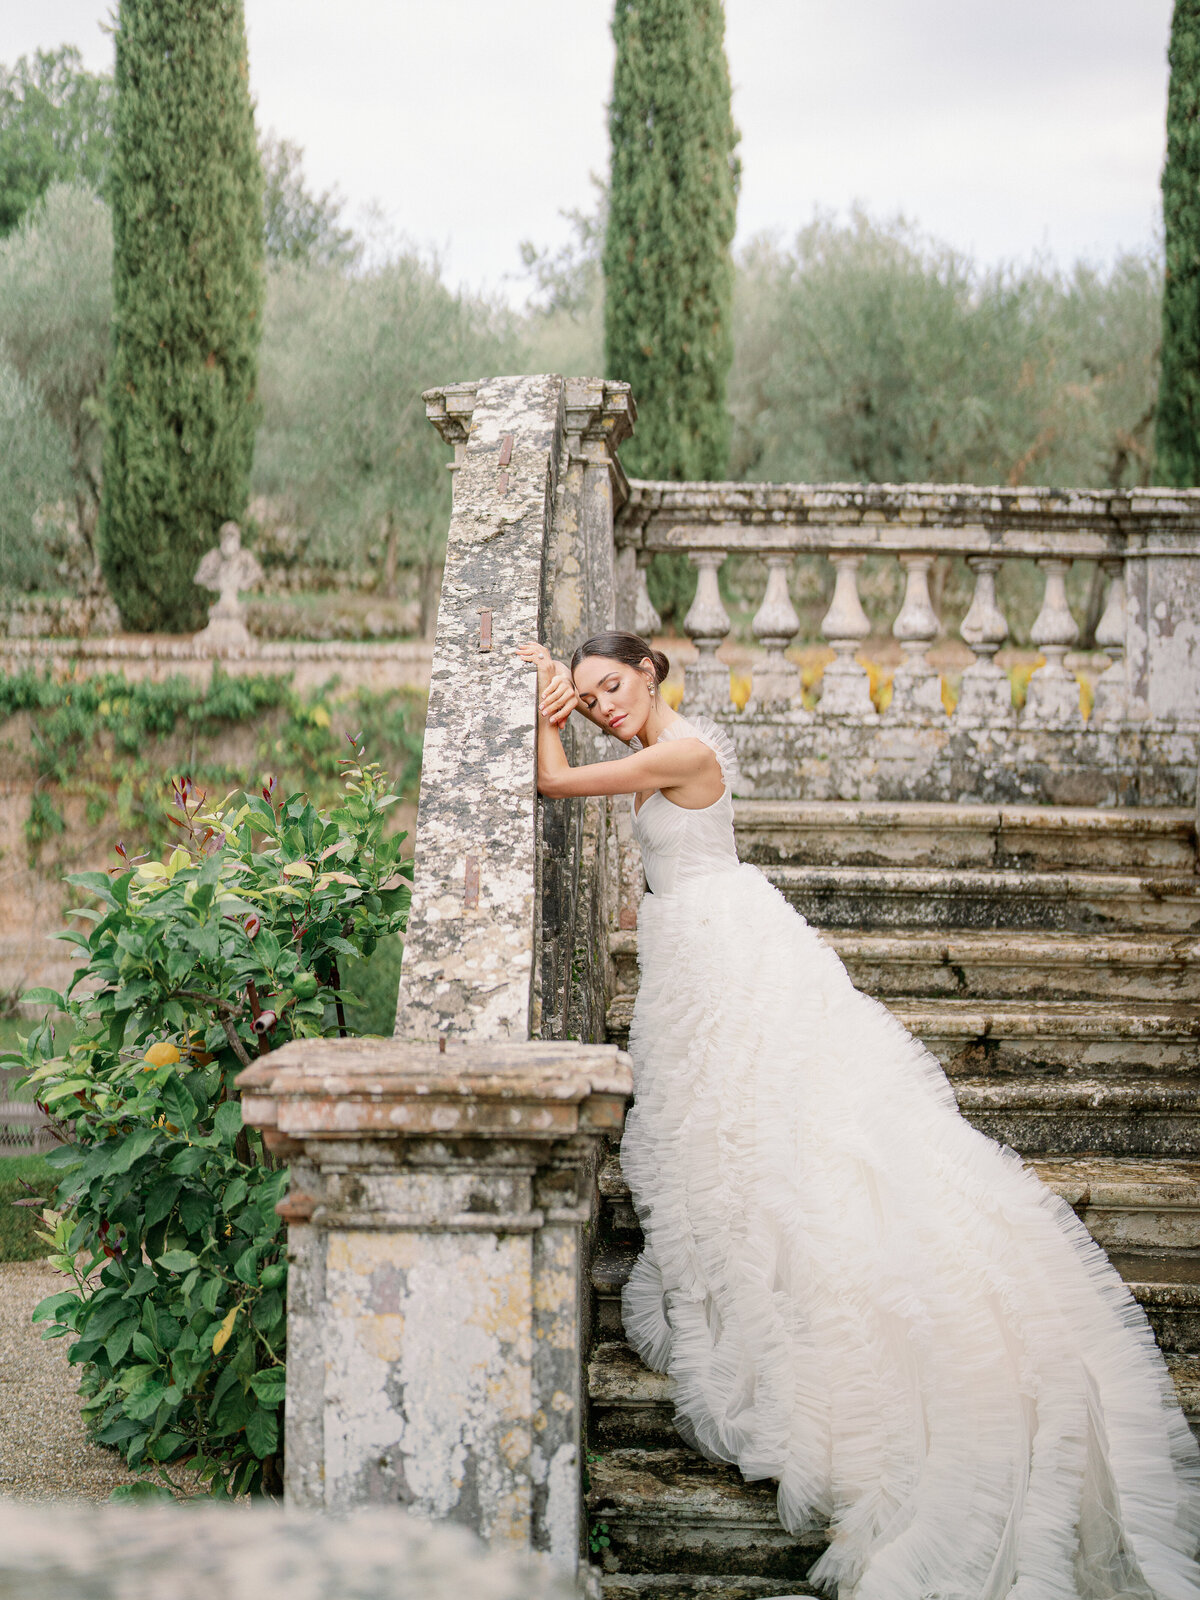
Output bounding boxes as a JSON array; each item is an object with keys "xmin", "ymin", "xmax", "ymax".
[
  {"xmin": 3, "ymin": 746, "xmax": 410, "ymax": 1497},
  {"xmin": 0, "ymin": 1154, "xmax": 56, "ymax": 1261}
]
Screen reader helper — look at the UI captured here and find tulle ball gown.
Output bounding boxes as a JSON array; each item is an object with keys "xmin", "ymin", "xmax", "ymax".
[{"xmin": 618, "ymin": 714, "xmax": 1200, "ymax": 1600}]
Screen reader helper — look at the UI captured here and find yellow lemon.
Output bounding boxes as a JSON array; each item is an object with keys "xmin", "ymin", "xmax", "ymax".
[{"xmin": 143, "ymin": 1041, "xmax": 181, "ymax": 1069}]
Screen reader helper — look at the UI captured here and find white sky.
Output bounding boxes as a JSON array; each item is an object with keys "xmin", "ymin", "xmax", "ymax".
[{"xmin": 4, "ymin": 0, "xmax": 1175, "ymax": 302}]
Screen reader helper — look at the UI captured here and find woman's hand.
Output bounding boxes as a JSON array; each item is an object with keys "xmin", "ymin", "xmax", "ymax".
[{"xmin": 516, "ymin": 642, "xmax": 578, "ymax": 727}]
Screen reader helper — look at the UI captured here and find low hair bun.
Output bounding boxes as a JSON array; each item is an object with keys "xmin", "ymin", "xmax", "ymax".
[{"xmin": 570, "ymin": 629, "xmax": 670, "ymax": 687}]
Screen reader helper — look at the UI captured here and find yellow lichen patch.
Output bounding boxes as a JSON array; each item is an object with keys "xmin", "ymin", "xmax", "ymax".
[
  {"xmin": 940, "ymin": 675, "xmax": 959, "ymax": 715},
  {"xmin": 661, "ymin": 679, "xmax": 684, "ymax": 710},
  {"xmin": 729, "ymin": 672, "xmax": 752, "ymax": 711},
  {"xmin": 355, "ymin": 1313, "xmax": 404, "ymax": 1364},
  {"xmin": 498, "ymin": 1425, "xmax": 532, "ymax": 1470}
]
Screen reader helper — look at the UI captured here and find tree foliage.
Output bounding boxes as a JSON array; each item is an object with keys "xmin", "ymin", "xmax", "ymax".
[
  {"xmin": 1156, "ymin": 0, "xmax": 1200, "ymax": 485},
  {"xmin": 261, "ymin": 133, "xmax": 357, "ymax": 269},
  {"xmin": 0, "ymin": 46, "xmax": 113, "ymax": 237},
  {"xmin": 7, "ymin": 751, "xmax": 411, "ymax": 1498},
  {"xmin": 0, "ymin": 182, "xmax": 112, "ymax": 577},
  {"xmin": 730, "ymin": 212, "xmax": 1162, "ymax": 490},
  {"xmin": 603, "ymin": 0, "xmax": 740, "ymax": 482},
  {"xmin": 0, "ymin": 361, "xmax": 72, "ymax": 591},
  {"xmin": 255, "ymin": 256, "xmax": 519, "ymax": 635},
  {"xmin": 100, "ymin": 0, "xmax": 264, "ymax": 634}
]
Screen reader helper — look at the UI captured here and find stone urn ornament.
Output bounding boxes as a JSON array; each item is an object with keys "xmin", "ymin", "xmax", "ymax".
[{"xmin": 194, "ymin": 521, "xmax": 263, "ymax": 653}]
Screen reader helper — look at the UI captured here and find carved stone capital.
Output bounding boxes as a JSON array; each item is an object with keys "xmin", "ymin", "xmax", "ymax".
[{"xmin": 422, "ymin": 382, "xmax": 479, "ymax": 449}]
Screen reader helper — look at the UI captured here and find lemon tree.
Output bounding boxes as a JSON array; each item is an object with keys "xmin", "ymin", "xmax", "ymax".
[{"xmin": 3, "ymin": 741, "xmax": 410, "ymax": 1498}]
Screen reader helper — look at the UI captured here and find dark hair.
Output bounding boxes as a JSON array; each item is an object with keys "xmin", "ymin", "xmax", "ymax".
[{"xmin": 570, "ymin": 630, "xmax": 670, "ymax": 685}]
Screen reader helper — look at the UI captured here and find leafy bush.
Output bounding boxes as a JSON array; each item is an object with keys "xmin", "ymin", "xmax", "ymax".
[
  {"xmin": 4, "ymin": 746, "xmax": 411, "ymax": 1497},
  {"xmin": 0, "ymin": 1153, "xmax": 56, "ymax": 1261},
  {"xmin": 0, "ymin": 666, "xmax": 424, "ymax": 864}
]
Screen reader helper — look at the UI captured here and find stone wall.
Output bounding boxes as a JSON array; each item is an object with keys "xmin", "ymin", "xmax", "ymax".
[
  {"xmin": 0, "ymin": 638, "xmax": 430, "ymax": 1001},
  {"xmin": 0, "ymin": 1498, "xmax": 581, "ymax": 1599}
]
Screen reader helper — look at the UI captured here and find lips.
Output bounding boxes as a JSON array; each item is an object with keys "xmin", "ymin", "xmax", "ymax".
[{"xmin": 609, "ymin": 715, "xmax": 626, "ymax": 731}]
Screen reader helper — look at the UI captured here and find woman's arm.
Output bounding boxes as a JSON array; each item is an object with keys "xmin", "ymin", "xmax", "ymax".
[{"xmin": 517, "ymin": 642, "xmax": 716, "ymax": 801}]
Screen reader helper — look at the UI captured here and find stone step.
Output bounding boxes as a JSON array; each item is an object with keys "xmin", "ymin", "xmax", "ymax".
[
  {"xmin": 832, "ymin": 929, "xmax": 1200, "ymax": 1003},
  {"xmin": 608, "ymin": 926, "xmax": 1200, "ymax": 1007},
  {"xmin": 600, "ymin": 1576, "xmax": 817, "ymax": 1598},
  {"xmin": 587, "ymin": 1339, "xmax": 1200, "ymax": 1447},
  {"xmin": 895, "ymin": 999, "xmax": 1200, "ymax": 1079},
  {"xmin": 732, "ymin": 801, "xmax": 1197, "ymax": 876},
  {"xmin": 952, "ymin": 1075, "xmax": 1200, "ymax": 1156},
  {"xmin": 606, "ymin": 994, "xmax": 1200, "ymax": 1078},
  {"xmin": 590, "ymin": 1245, "xmax": 1200, "ymax": 1353},
  {"xmin": 586, "ymin": 1448, "xmax": 825, "ymax": 1582},
  {"xmin": 598, "ymin": 1153, "xmax": 1200, "ymax": 1252},
  {"xmin": 766, "ymin": 865, "xmax": 1200, "ymax": 934}
]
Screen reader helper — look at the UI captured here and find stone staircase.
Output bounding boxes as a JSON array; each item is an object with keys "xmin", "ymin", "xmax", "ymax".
[{"xmin": 587, "ymin": 801, "xmax": 1200, "ymax": 1598}]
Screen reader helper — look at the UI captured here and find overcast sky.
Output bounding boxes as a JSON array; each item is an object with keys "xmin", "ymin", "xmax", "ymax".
[{"xmin": 4, "ymin": 0, "xmax": 1176, "ymax": 302}]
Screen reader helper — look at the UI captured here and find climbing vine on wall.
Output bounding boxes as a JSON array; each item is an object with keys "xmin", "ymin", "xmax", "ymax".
[{"xmin": 0, "ymin": 668, "xmax": 425, "ymax": 864}]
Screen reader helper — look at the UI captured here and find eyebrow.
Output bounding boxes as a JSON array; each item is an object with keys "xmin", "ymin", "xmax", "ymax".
[{"xmin": 578, "ymin": 672, "xmax": 619, "ymax": 700}]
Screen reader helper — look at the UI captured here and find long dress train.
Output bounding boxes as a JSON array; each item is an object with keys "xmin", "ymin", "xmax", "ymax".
[{"xmin": 619, "ymin": 715, "xmax": 1200, "ymax": 1600}]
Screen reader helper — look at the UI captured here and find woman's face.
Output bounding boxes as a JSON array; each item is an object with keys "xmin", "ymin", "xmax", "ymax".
[{"xmin": 572, "ymin": 654, "xmax": 655, "ymax": 740}]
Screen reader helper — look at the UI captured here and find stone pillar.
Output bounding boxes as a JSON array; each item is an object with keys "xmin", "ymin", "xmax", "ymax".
[
  {"xmin": 396, "ymin": 375, "xmax": 565, "ymax": 1043},
  {"xmin": 240, "ymin": 1037, "xmax": 632, "ymax": 1578},
  {"xmin": 1123, "ymin": 517, "xmax": 1200, "ymax": 722}
]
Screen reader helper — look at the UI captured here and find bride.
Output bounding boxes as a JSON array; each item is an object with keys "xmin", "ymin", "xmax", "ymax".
[{"xmin": 517, "ymin": 630, "xmax": 1200, "ymax": 1600}]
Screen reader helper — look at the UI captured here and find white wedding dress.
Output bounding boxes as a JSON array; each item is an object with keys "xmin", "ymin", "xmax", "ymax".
[{"xmin": 619, "ymin": 715, "xmax": 1200, "ymax": 1600}]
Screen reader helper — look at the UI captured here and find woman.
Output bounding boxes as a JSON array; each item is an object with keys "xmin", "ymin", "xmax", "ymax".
[{"xmin": 517, "ymin": 630, "xmax": 1200, "ymax": 1600}]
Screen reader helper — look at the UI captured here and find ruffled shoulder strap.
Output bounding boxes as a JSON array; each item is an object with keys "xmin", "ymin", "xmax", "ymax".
[{"xmin": 658, "ymin": 714, "xmax": 739, "ymax": 791}]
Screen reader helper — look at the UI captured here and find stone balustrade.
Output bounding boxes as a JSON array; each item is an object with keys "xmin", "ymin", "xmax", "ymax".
[{"xmin": 615, "ymin": 481, "xmax": 1200, "ymax": 805}]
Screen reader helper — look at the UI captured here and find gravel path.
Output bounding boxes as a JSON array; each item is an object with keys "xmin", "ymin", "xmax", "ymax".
[{"xmin": 0, "ymin": 1260, "xmax": 141, "ymax": 1501}]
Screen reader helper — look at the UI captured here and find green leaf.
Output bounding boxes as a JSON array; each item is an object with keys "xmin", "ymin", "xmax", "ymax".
[
  {"xmin": 245, "ymin": 1404, "xmax": 278, "ymax": 1459},
  {"xmin": 96, "ymin": 1416, "xmax": 144, "ymax": 1445},
  {"xmin": 105, "ymin": 1320, "xmax": 138, "ymax": 1364},
  {"xmin": 249, "ymin": 1369, "xmax": 286, "ymax": 1405},
  {"xmin": 109, "ymin": 1127, "xmax": 158, "ymax": 1175},
  {"xmin": 233, "ymin": 1245, "xmax": 259, "ymax": 1285},
  {"xmin": 65, "ymin": 871, "xmax": 118, "ymax": 905},
  {"xmin": 144, "ymin": 1177, "xmax": 182, "ymax": 1229},
  {"xmin": 110, "ymin": 1481, "xmax": 174, "ymax": 1504},
  {"xmin": 131, "ymin": 1331, "xmax": 158, "ymax": 1364},
  {"xmin": 160, "ymin": 1077, "xmax": 197, "ymax": 1131},
  {"xmin": 156, "ymin": 1249, "xmax": 198, "ymax": 1273},
  {"xmin": 20, "ymin": 987, "xmax": 66, "ymax": 1009},
  {"xmin": 168, "ymin": 1145, "xmax": 207, "ymax": 1176},
  {"xmin": 200, "ymin": 1276, "xmax": 223, "ymax": 1315},
  {"xmin": 32, "ymin": 1291, "xmax": 78, "ymax": 1325},
  {"xmin": 213, "ymin": 1100, "xmax": 243, "ymax": 1144},
  {"xmin": 251, "ymin": 1288, "xmax": 283, "ymax": 1332}
]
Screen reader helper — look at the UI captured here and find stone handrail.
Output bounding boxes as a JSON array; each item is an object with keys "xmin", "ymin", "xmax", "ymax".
[{"xmin": 616, "ymin": 478, "xmax": 1200, "ymax": 805}]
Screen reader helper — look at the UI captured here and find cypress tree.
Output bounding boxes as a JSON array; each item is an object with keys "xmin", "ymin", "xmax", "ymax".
[
  {"xmin": 1157, "ymin": 0, "xmax": 1200, "ymax": 485},
  {"xmin": 100, "ymin": 0, "xmax": 263, "ymax": 632},
  {"xmin": 604, "ymin": 0, "xmax": 739, "ymax": 625},
  {"xmin": 604, "ymin": 0, "xmax": 739, "ymax": 482}
]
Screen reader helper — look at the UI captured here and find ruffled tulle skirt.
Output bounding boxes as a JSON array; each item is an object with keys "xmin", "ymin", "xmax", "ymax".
[{"xmin": 621, "ymin": 863, "xmax": 1200, "ymax": 1599}]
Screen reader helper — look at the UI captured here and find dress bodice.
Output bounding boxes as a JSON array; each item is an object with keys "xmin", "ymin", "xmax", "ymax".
[{"xmin": 630, "ymin": 715, "xmax": 741, "ymax": 896}]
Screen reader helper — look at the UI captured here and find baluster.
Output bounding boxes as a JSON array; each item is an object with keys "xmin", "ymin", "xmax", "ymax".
[
  {"xmin": 633, "ymin": 551, "xmax": 662, "ymax": 639},
  {"xmin": 889, "ymin": 553, "xmax": 944, "ymax": 717},
  {"xmin": 749, "ymin": 555, "xmax": 804, "ymax": 711},
  {"xmin": 1091, "ymin": 558, "xmax": 1127, "ymax": 723},
  {"xmin": 682, "ymin": 549, "xmax": 732, "ymax": 715},
  {"xmin": 1024, "ymin": 557, "xmax": 1081, "ymax": 725},
  {"xmin": 957, "ymin": 556, "xmax": 1013, "ymax": 722},
  {"xmin": 818, "ymin": 553, "xmax": 875, "ymax": 717}
]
